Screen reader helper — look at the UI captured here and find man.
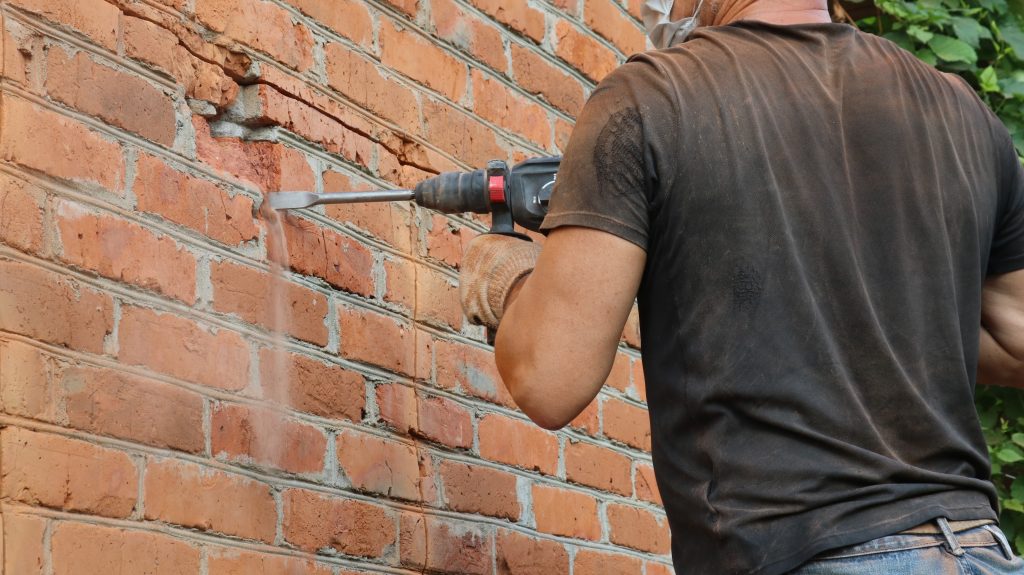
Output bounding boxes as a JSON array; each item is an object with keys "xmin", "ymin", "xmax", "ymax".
[{"xmin": 459, "ymin": 0, "xmax": 1024, "ymax": 573}]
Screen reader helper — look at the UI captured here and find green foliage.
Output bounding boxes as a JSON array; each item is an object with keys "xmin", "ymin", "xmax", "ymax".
[{"xmin": 847, "ymin": 0, "xmax": 1024, "ymax": 551}]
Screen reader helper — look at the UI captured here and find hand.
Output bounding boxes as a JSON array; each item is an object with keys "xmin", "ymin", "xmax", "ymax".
[{"xmin": 460, "ymin": 233, "xmax": 541, "ymax": 330}]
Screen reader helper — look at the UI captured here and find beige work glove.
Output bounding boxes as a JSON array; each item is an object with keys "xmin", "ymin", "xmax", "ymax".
[{"xmin": 460, "ymin": 234, "xmax": 541, "ymax": 331}]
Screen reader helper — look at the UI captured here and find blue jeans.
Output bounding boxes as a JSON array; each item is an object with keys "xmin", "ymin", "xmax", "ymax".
[{"xmin": 791, "ymin": 518, "xmax": 1024, "ymax": 574}]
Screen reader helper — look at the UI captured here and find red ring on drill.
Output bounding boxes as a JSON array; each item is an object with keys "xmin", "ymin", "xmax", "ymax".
[{"xmin": 488, "ymin": 175, "xmax": 505, "ymax": 204}]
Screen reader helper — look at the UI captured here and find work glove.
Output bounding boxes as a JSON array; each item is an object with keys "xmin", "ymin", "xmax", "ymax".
[{"xmin": 460, "ymin": 234, "xmax": 541, "ymax": 331}]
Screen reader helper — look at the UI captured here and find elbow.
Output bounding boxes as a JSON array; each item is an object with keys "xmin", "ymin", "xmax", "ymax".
[{"xmin": 500, "ymin": 363, "xmax": 573, "ymax": 431}]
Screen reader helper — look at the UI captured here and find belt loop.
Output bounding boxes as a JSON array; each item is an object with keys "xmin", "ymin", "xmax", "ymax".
[
  {"xmin": 983, "ymin": 525, "xmax": 1015, "ymax": 560},
  {"xmin": 937, "ymin": 517, "xmax": 966, "ymax": 556}
]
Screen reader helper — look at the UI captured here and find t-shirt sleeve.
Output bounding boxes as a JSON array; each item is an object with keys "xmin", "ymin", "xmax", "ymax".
[
  {"xmin": 540, "ymin": 63, "xmax": 656, "ymax": 251},
  {"xmin": 988, "ymin": 131, "xmax": 1024, "ymax": 276}
]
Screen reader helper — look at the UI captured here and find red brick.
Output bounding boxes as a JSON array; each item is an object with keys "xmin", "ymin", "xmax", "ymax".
[
  {"xmin": 57, "ymin": 200, "xmax": 197, "ymax": 303},
  {"xmin": 417, "ymin": 394, "xmax": 474, "ymax": 448},
  {"xmin": 0, "ymin": 340, "xmax": 54, "ymax": 420},
  {"xmin": 554, "ymin": 20, "xmax": 618, "ymax": 83},
  {"xmin": 212, "ymin": 402, "xmax": 327, "ymax": 475},
  {"xmin": 46, "ymin": 47, "xmax": 176, "ymax": 146},
  {"xmin": 259, "ymin": 348, "xmax": 365, "ymax": 421},
  {"xmin": 0, "ymin": 173, "xmax": 45, "ymax": 255},
  {"xmin": 467, "ymin": 0, "xmax": 545, "ymax": 43},
  {"xmin": 622, "ymin": 304, "xmax": 641, "ymax": 348},
  {"xmin": 426, "ymin": 214, "xmax": 474, "ymax": 269},
  {"xmin": 376, "ymin": 382, "xmax": 417, "ymax": 433},
  {"xmin": 0, "ymin": 260, "xmax": 113, "ymax": 354},
  {"xmin": 144, "ymin": 457, "xmax": 277, "ymax": 542},
  {"xmin": 604, "ymin": 397, "xmax": 651, "ymax": 451},
  {"xmin": 324, "ymin": 171, "xmax": 415, "ymax": 253},
  {"xmin": 2, "ymin": 513, "xmax": 45, "ymax": 574},
  {"xmin": 280, "ymin": 215, "xmax": 375, "ymax": 297},
  {"xmin": 123, "ymin": 15, "xmax": 179, "ymax": 74},
  {"xmin": 569, "ymin": 399, "xmax": 600, "ymax": 437},
  {"xmin": 574, "ymin": 549, "xmax": 643, "ymax": 575},
  {"xmin": 208, "ymin": 548, "xmax": 334, "ymax": 575},
  {"xmin": 194, "ymin": 120, "xmax": 314, "ymax": 192},
  {"xmin": 554, "ymin": 0, "xmax": 580, "ymax": 15},
  {"xmin": 565, "ymin": 440, "xmax": 632, "ymax": 495},
  {"xmin": 435, "ymin": 339, "xmax": 514, "ymax": 407},
  {"xmin": 61, "ymin": 363, "xmax": 204, "ymax": 453},
  {"xmin": 605, "ymin": 352, "xmax": 632, "ymax": 393},
  {"xmin": 431, "ymin": 0, "xmax": 507, "ymax": 72},
  {"xmin": 555, "ymin": 117, "xmax": 574, "ymax": 152},
  {"xmin": 1, "ymin": 427, "xmax": 137, "ymax": 518},
  {"xmin": 635, "ymin": 462, "xmax": 662, "ymax": 505},
  {"xmin": 1, "ymin": 17, "xmax": 35, "ymax": 88},
  {"xmin": 478, "ymin": 414, "xmax": 558, "ymax": 474},
  {"xmin": 1, "ymin": 97, "xmax": 124, "ymax": 194},
  {"xmin": 634, "ymin": 358, "xmax": 647, "ymax": 402},
  {"xmin": 422, "ymin": 98, "xmax": 506, "ymax": 167},
  {"xmin": 135, "ymin": 154, "xmax": 258, "ymax": 246},
  {"xmin": 380, "ymin": 20, "xmax": 468, "ymax": 102},
  {"xmin": 531, "ymin": 484, "xmax": 600, "ymax": 540},
  {"xmin": 119, "ymin": 306, "xmax": 250, "ymax": 391},
  {"xmin": 382, "ymin": 0, "xmax": 420, "ymax": 17},
  {"xmin": 283, "ymin": 489, "xmax": 395, "ymax": 557},
  {"xmin": 51, "ymin": 522, "xmax": 200, "ymax": 575},
  {"xmin": 646, "ymin": 562, "xmax": 676, "ymax": 575},
  {"xmin": 325, "ymin": 43, "xmax": 421, "ymax": 132},
  {"xmin": 607, "ymin": 503, "xmax": 671, "ymax": 554},
  {"xmin": 337, "ymin": 429, "xmax": 421, "ymax": 500},
  {"xmin": 510, "ymin": 44, "xmax": 585, "ymax": 117},
  {"xmin": 7, "ymin": 0, "xmax": 118, "ymax": 50},
  {"xmin": 441, "ymin": 460, "xmax": 520, "ymax": 520},
  {"xmin": 387, "ymin": 262, "xmax": 461, "ymax": 331},
  {"xmin": 625, "ymin": 0, "xmax": 643, "ymax": 19},
  {"xmin": 284, "ymin": 0, "xmax": 372, "ymax": 47},
  {"xmin": 495, "ymin": 529, "xmax": 569, "ymax": 574},
  {"xmin": 472, "ymin": 70, "xmax": 550, "ymax": 147},
  {"xmin": 338, "ymin": 305, "xmax": 431, "ymax": 378},
  {"xmin": 210, "ymin": 259, "xmax": 329, "ymax": 345},
  {"xmin": 584, "ymin": 0, "xmax": 647, "ymax": 55},
  {"xmin": 196, "ymin": 0, "xmax": 314, "ymax": 71},
  {"xmin": 400, "ymin": 512, "xmax": 491, "ymax": 574}
]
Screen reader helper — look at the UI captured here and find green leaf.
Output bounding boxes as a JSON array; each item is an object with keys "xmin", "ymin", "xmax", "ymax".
[
  {"xmin": 997, "ymin": 447, "xmax": 1024, "ymax": 463},
  {"xmin": 983, "ymin": 66, "xmax": 1003, "ymax": 92},
  {"xmin": 952, "ymin": 16, "xmax": 991, "ymax": 47},
  {"xmin": 1006, "ymin": 499, "xmax": 1024, "ymax": 512},
  {"xmin": 1002, "ymin": 21, "xmax": 1024, "ymax": 61},
  {"xmin": 929, "ymin": 34, "xmax": 979, "ymax": 63},
  {"xmin": 908, "ymin": 24, "xmax": 935, "ymax": 43}
]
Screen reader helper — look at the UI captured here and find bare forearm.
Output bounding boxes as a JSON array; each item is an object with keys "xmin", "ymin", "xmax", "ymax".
[{"xmin": 978, "ymin": 327, "xmax": 1024, "ymax": 387}]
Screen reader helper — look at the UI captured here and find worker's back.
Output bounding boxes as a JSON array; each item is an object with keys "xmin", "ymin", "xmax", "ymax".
[{"xmin": 545, "ymin": 20, "xmax": 1022, "ymax": 575}]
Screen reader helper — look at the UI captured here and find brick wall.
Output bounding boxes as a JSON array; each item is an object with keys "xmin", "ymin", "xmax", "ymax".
[{"xmin": 0, "ymin": 0, "xmax": 670, "ymax": 573}]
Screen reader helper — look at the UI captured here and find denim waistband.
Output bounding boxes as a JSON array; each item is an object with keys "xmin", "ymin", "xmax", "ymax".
[{"xmin": 814, "ymin": 518, "xmax": 1014, "ymax": 561}]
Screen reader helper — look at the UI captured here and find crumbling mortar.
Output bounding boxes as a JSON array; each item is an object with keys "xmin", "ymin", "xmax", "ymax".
[
  {"xmin": 516, "ymin": 475, "xmax": 535, "ymax": 528},
  {"xmin": 131, "ymin": 455, "xmax": 146, "ymax": 521},
  {"xmin": 42, "ymin": 516, "xmax": 54, "ymax": 575},
  {"xmin": 102, "ymin": 299, "xmax": 122, "ymax": 358}
]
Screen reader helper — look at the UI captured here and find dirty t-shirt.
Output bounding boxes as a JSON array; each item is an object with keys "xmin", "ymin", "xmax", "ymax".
[{"xmin": 542, "ymin": 20, "xmax": 1024, "ymax": 575}]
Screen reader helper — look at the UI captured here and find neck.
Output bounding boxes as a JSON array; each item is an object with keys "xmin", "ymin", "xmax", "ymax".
[{"xmin": 710, "ymin": 1, "xmax": 831, "ymax": 26}]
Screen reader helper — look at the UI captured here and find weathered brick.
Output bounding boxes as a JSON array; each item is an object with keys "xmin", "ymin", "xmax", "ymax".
[
  {"xmin": 259, "ymin": 348, "xmax": 365, "ymax": 421},
  {"xmin": 2, "ymin": 513, "xmax": 45, "ymax": 574},
  {"xmin": 283, "ymin": 489, "xmax": 395, "ymax": 557},
  {"xmin": 512, "ymin": 44, "xmax": 588, "ymax": 116},
  {"xmin": 431, "ymin": 0, "xmax": 507, "ymax": 72},
  {"xmin": 0, "ymin": 173, "xmax": 45, "ymax": 255},
  {"xmin": 635, "ymin": 462, "xmax": 663, "ymax": 505},
  {"xmin": 441, "ymin": 460, "xmax": 520, "ymax": 520},
  {"xmin": 584, "ymin": 0, "xmax": 647, "ymax": 55},
  {"xmin": 554, "ymin": 20, "xmax": 619, "ymax": 83},
  {"xmin": 324, "ymin": 43, "xmax": 421, "ymax": 132},
  {"xmin": 565, "ymin": 440, "xmax": 632, "ymax": 495},
  {"xmin": 134, "ymin": 154, "xmax": 258, "ymax": 246},
  {"xmin": 196, "ymin": 0, "xmax": 314, "ymax": 71},
  {"xmin": 210, "ymin": 259, "xmax": 329, "ymax": 346},
  {"xmin": 417, "ymin": 394, "xmax": 473, "ymax": 448},
  {"xmin": 623, "ymin": 304, "xmax": 642, "ymax": 348},
  {"xmin": 208, "ymin": 548, "xmax": 334, "ymax": 575},
  {"xmin": 0, "ymin": 340, "xmax": 54, "ymax": 420},
  {"xmin": 324, "ymin": 170, "xmax": 415, "ymax": 253},
  {"xmin": 381, "ymin": 0, "xmax": 420, "ymax": 18},
  {"xmin": 434, "ymin": 338, "xmax": 514, "ymax": 407},
  {"xmin": 51, "ymin": 522, "xmax": 200, "ymax": 575},
  {"xmin": 7, "ymin": 0, "xmax": 118, "ymax": 50},
  {"xmin": 426, "ymin": 214, "xmax": 476, "ymax": 269},
  {"xmin": 123, "ymin": 15, "xmax": 179, "ymax": 74},
  {"xmin": 1, "ymin": 17, "xmax": 34, "ymax": 88},
  {"xmin": 0, "ymin": 260, "xmax": 113, "ymax": 354},
  {"xmin": 1, "ymin": 97, "xmax": 124, "ymax": 194},
  {"xmin": 569, "ymin": 399, "xmax": 600, "ymax": 437},
  {"xmin": 144, "ymin": 457, "xmax": 277, "ymax": 542},
  {"xmin": 284, "ymin": 0, "xmax": 372, "ymax": 47},
  {"xmin": 61, "ymin": 363, "xmax": 205, "ymax": 453},
  {"xmin": 380, "ymin": 20, "xmax": 468, "ymax": 102},
  {"xmin": 384, "ymin": 260, "xmax": 462, "ymax": 330},
  {"xmin": 555, "ymin": 117, "xmax": 575, "ymax": 152},
  {"xmin": 211, "ymin": 402, "xmax": 328, "ymax": 475},
  {"xmin": 607, "ymin": 504, "xmax": 671, "ymax": 554},
  {"xmin": 645, "ymin": 562, "xmax": 675, "ymax": 575},
  {"xmin": 336, "ymin": 429, "xmax": 421, "ymax": 500},
  {"xmin": 605, "ymin": 352, "xmax": 632, "ymax": 393},
  {"xmin": 194, "ymin": 120, "xmax": 313, "ymax": 192},
  {"xmin": 531, "ymin": 484, "xmax": 601, "ymax": 540},
  {"xmin": 472, "ymin": 69, "xmax": 550, "ymax": 148},
  {"xmin": 422, "ymin": 98, "xmax": 506, "ymax": 167},
  {"xmin": 46, "ymin": 47, "xmax": 176, "ymax": 146},
  {"xmin": 496, "ymin": 530, "xmax": 569, "ymax": 575},
  {"xmin": 400, "ymin": 512, "xmax": 491, "ymax": 574},
  {"xmin": 338, "ymin": 305, "xmax": 431, "ymax": 378},
  {"xmin": 478, "ymin": 414, "xmax": 558, "ymax": 474},
  {"xmin": 57, "ymin": 200, "xmax": 197, "ymax": 303},
  {"xmin": 467, "ymin": 0, "xmax": 545, "ymax": 43},
  {"xmin": 1, "ymin": 427, "xmax": 137, "ymax": 518},
  {"xmin": 119, "ymin": 306, "xmax": 250, "ymax": 391},
  {"xmin": 634, "ymin": 357, "xmax": 648, "ymax": 402},
  {"xmin": 604, "ymin": 397, "xmax": 652, "ymax": 451},
  {"xmin": 280, "ymin": 214, "xmax": 375, "ymax": 297},
  {"xmin": 574, "ymin": 549, "xmax": 643, "ymax": 575}
]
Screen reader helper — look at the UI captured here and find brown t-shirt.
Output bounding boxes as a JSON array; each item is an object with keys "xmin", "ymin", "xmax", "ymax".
[{"xmin": 543, "ymin": 20, "xmax": 1024, "ymax": 575}]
